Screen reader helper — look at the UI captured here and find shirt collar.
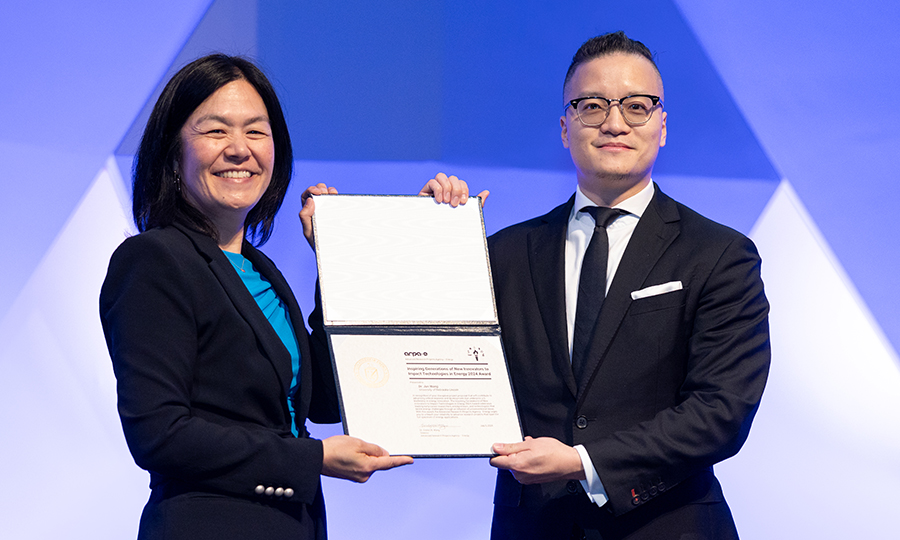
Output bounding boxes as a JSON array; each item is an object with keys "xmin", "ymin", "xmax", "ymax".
[{"xmin": 569, "ymin": 181, "xmax": 656, "ymax": 223}]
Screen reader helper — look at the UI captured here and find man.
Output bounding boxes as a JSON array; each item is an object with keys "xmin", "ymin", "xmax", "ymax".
[{"xmin": 488, "ymin": 32, "xmax": 770, "ymax": 539}]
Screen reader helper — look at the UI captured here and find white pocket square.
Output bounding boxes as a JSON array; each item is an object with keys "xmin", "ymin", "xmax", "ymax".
[{"xmin": 631, "ymin": 281, "xmax": 683, "ymax": 300}]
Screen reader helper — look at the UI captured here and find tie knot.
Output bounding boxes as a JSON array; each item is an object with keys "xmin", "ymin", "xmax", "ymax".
[{"xmin": 579, "ymin": 206, "xmax": 628, "ymax": 228}]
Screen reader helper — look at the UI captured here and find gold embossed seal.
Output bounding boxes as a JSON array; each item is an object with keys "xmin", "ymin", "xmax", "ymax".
[{"xmin": 353, "ymin": 357, "xmax": 389, "ymax": 388}]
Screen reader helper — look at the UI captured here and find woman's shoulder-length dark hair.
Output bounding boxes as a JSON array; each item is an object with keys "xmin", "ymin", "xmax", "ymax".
[{"xmin": 133, "ymin": 53, "xmax": 293, "ymax": 246}]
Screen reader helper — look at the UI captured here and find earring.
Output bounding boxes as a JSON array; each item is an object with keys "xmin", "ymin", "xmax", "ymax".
[{"xmin": 173, "ymin": 160, "xmax": 182, "ymax": 191}]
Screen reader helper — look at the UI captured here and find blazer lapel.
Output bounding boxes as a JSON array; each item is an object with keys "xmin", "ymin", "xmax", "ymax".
[
  {"xmin": 576, "ymin": 186, "xmax": 681, "ymax": 403},
  {"xmin": 174, "ymin": 225, "xmax": 293, "ymax": 397},
  {"xmin": 242, "ymin": 244, "xmax": 314, "ymax": 424},
  {"xmin": 527, "ymin": 196, "xmax": 578, "ymax": 397}
]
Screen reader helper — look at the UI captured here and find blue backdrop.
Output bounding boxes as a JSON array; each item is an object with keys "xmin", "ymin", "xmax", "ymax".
[{"xmin": 2, "ymin": 1, "xmax": 898, "ymax": 538}]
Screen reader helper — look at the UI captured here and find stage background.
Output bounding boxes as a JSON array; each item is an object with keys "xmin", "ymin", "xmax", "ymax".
[{"xmin": 1, "ymin": 1, "xmax": 898, "ymax": 537}]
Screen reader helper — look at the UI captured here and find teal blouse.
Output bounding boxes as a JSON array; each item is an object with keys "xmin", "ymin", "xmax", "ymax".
[{"xmin": 223, "ymin": 250, "xmax": 302, "ymax": 437}]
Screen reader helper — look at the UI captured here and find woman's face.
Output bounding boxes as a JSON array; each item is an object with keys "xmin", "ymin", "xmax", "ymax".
[{"xmin": 177, "ymin": 79, "xmax": 275, "ymax": 230}]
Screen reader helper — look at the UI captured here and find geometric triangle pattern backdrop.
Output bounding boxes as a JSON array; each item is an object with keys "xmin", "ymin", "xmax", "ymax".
[{"xmin": 2, "ymin": 1, "xmax": 897, "ymax": 538}]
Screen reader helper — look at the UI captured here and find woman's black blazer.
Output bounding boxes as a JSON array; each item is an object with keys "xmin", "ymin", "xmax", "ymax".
[{"xmin": 100, "ymin": 223, "xmax": 339, "ymax": 539}]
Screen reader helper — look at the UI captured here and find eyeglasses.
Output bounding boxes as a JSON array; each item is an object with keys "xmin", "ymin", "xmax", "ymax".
[{"xmin": 565, "ymin": 94, "xmax": 663, "ymax": 127}]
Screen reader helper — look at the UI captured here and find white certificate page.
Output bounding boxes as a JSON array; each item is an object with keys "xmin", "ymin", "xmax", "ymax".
[
  {"xmin": 312, "ymin": 195, "xmax": 496, "ymax": 325},
  {"xmin": 330, "ymin": 333, "xmax": 523, "ymax": 456}
]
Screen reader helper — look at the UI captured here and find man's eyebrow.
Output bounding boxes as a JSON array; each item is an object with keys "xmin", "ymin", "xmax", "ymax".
[{"xmin": 193, "ymin": 114, "xmax": 270, "ymax": 126}]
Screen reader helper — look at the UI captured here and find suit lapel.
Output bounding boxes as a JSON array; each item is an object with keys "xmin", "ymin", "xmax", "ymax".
[
  {"xmin": 174, "ymin": 224, "xmax": 292, "ymax": 397},
  {"xmin": 527, "ymin": 196, "xmax": 578, "ymax": 397},
  {"xmin": 576, "ymin": 186, "xmax": 681, "ymax": 403},
  {"xmin": 242, "ymin": 244, "xmax": 314, "ymax": 423}
]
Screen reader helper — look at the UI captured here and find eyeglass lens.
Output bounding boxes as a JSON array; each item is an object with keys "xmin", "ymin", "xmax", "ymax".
[{"xmin": 577, "ymin": 96, "xmax": 656, "ymax": 125}]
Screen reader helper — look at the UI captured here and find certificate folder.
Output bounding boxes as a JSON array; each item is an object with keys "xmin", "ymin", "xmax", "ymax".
[{"xmin": 312, "ymin": 195, "xmax": 523, "ymax": 457}]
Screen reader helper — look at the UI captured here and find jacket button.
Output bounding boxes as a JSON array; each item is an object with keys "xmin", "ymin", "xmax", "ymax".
[
  {"xmin": 649, "ymin": 486, "xmax": 658, "ymax": 496},
  {"xmin": 566, "ymin": 480, "xmax": 579, "ymax": 494},
  {"xmin": 575, "ymin": 416, "xmax": 588, "ymax": 429},
  {"xmin": 284, "ymin": 488, "xmax": 294, "ymax": 498},
  {"xmin": 254, "ymin": 485, "xmax": 265, "ymax": 495},
  {"xmin": 632, "ymin": 496, "xmax": 641, "ymax": 506}
]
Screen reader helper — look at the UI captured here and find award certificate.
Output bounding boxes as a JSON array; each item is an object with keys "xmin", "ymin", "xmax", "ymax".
[
  {"xmin": 312, "ymin": 195, "xmax": 523, "ymax": 457},
  {"xmin": 330, "ymin": 333, "xmax": 521, "ymax": 456}
]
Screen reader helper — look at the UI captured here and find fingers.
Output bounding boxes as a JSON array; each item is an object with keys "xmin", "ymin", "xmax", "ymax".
[
  {"xmin": 298, "ymin": 198, "xmax": 316, "ymax": 250},
  {"xmin": 346, "ymin": 453, "xmax": 413, "ymax": 483},
  {"xmin": 321, "ymin": 435, "xmax": 413, "ymax": 483},
  {"xmin": 299, "ymin": 184, "xmax": 338, "ymax": 250},
  {"xmin": 476, "ymin": 190, "xmax": 490, "ymax": 206},
  {"xmin": 492, "ymin": 441, "xmax": 521, "ymax": 456},
  {"xmin": 489, "ymin": 439, "xmax": 527, "ymax": 474},
  {"xmin": 355, "ymin": 439, "xmax": 390, "ymax": 458},
  {"xmin": 492, "ymin": 435, "xmax": 532, "ymax": 456},
  {"xmin": 419, "ymin": 172, "xmax": 470, "ymax": 207},
  {"xmin": 371, "ymin": 454, "xmax": 415, "ymax": 472},
  {"xmin": 301, "ymin": 183, "xmax": 339, "ymax": 203},
  {"xmin": 488, "ymin": 437, "xmax": 584, "ymax": 485},
  {"xmin": 354, "ymin": 440, "xmax": 414, "ymax": 474}
]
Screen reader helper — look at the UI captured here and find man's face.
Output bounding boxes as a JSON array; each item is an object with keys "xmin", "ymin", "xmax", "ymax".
[{"xmin": 561, "ymin": 53, "xmax": 667, "ymax": 203}]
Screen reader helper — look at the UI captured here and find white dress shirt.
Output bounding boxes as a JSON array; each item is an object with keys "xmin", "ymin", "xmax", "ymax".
[{"xmin": 565, "ymin": 181, "xmax": 655, "ymax": 507}]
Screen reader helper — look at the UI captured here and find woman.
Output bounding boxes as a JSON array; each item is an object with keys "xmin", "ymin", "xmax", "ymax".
[{"xmin": 100, "ymin": 54, "xmax": 476, "ymax": 539}]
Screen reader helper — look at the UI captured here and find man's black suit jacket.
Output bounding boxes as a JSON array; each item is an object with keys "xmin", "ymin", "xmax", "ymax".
[
  {"xmin": 100, "ymin": 223, "xmax": 339, "ymax": 540},
  {"xmin": 488, "ymin": 186, "xmax": 770, "ymax": 538}
]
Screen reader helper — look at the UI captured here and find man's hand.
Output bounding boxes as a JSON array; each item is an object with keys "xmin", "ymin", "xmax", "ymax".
[
  {"xmin": 299, "ymin": 183, "xmax": 339, "ymax": 249},
  {"xmin": 490, "ymin": 436, "xmax": 585, "ymax": 485},
  {"xmin": 321, "ymin": 435, "xmax": 413, "ymax": 483},
  {"xmin": 419, "ymin": 172, "xmax": 489, "ymax": 207}
]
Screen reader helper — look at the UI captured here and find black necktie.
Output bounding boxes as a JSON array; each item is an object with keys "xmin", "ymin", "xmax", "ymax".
[{"xmin": 571, "ymin": 206, "xmax": 628, "ymax": 382}]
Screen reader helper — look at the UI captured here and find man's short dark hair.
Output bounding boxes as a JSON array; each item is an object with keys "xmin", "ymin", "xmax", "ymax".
[
  {"xmin": 563, "ymin": 31, "xmax": 660, "ymax": 96},
  {"xmin": 133, "ymin": 54, "xmax": 293, "ymax": 246}
]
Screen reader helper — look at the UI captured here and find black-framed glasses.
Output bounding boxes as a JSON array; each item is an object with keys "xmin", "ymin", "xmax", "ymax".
[{"xmin": 565, "ymin": 94, "xmax": 663, "ymax": 126}]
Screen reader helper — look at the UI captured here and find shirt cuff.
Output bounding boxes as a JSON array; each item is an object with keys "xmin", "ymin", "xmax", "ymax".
[{"xmin": 574, "ymin": 444, "xmax": 609, "ymax": 507}]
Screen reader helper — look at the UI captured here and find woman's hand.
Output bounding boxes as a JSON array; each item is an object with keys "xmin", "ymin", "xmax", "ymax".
[
  {"xmin": 299, "ymin": 183, "xmax": 339, "ymax": 250},
  {"xmin": 419, "ymin": 172, "xmax": 489, "ymax": 207},
  {"xmin": 321, "ymin": 435, "xmax": 413, "ymax": 483}
]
